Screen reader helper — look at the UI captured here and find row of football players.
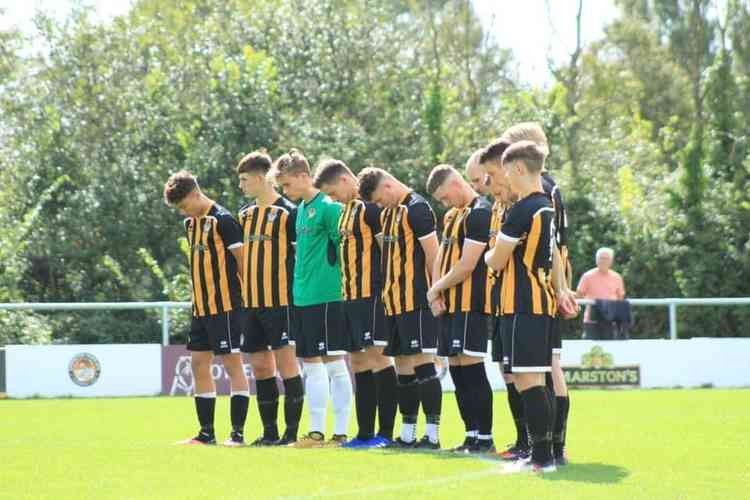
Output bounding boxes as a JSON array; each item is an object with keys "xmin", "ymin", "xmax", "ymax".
[{"xmin": 162, "ymin": 121, "xmax": 578, "ymax": 472}]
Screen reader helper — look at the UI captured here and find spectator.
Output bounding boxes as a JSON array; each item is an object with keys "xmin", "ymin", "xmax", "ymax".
[{"xmin": 576, "ymin": 247, "xmax": 626, "ymax": 340}]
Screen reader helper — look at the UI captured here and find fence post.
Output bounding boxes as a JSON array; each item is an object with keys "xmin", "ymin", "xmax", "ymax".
[
  {"xmin": 161, "ymin": 305, "xmax": 170, "ymax": 346},
  {"xmin": 669, "ymin": 303, "xmax": 678, "ymax": 340}
]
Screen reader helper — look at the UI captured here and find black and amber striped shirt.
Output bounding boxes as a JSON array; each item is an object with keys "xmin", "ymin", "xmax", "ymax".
[
  {"xmin": 497, "ymin": 192, "xmax": 556, "ymax": 316},
  {"xmin": 238, "ymin": 197, "xmax": 296, "ymax": 309},
  {"xmin": 542, "ymin": 172, "xmax": 572, "ymax": 285},
  {"xmin": 184, "ymin": 203, "xmax": 243, "ymax": 317},
  {"xmin": 486, "ymin": 201, "xmax": 508, "ymax": 316},
  {"xmin": 438, "ymin": 196, "xmax": 492, "ymax": 314},
  {"xmin": 338, "ymin": 199, "xmax": 382, "ymax": 301},
  {"xmin": 380, "ymin": 191, "xmax": 437, "ymax": 316}
]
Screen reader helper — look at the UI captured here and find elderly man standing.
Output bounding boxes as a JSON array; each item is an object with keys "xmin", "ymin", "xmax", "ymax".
[{"xmin": 576, "ymin": 247, "xmax": 626, "ymax": 340}]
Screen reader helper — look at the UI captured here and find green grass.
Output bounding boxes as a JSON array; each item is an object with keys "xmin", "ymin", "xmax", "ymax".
[{"xmin": 2, "ymin": 389, "xmax": 749, "ymax": 499}]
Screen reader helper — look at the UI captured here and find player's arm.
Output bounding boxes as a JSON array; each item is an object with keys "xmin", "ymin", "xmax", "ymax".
[
  {"xmin": 428, "ymin": 241, "xmax": 485, "ymax": 303},
  {"xmin": 218, "ymin": 214, "xmax": 245, "ymax": 279},
  {"xmin": 288, "ymin": 207, "xmax": 298, "ymax": 248},
  {"xmin": 365, "ymin": 202, "xmax": 384, "ymax": 251},
  {"xmin": 428, "ymin": 208, "xmax": 490, "ymax": 303},
  {"xmin": 431, "ymin": 242, "xmax": 444, "ymax": 293},
  {"xmin": 485, "ymin": 202, "xmax": 523, "ymax": 272},
  {"xmin": 485, "ymin": 239, "xmax": 516, "ymax": 272},
  {"xmin": 231, "ymin": 246, "xmax": 244, "ymax": 279},
  {"xmin": 552, "ymin": 243, "xmax": 578, "ymax": 317},
  {"xmin": 325, "ymin": 201, "xmax": 344, "ymax": 244}
]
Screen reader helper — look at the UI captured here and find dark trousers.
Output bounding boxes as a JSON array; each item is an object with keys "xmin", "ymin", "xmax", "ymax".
[{"xmin": 583, "ymin": 321, "xmax": 617, "ymax": 340}]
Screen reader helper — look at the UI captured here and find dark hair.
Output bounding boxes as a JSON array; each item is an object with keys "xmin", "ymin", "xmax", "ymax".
[
  {"xmin": 269, "ymin": 148, "xmax": 310, "ymax": 179},
  {"xmin": 501, "ymin": 140, "xmax": 546, "ymax": 173},
  {"xmin": 479, "ymin": 138, "xmax": 510, "ymax": 165},
  {"xmin": 425, "ymin": 164, "xmax": 457, "ymax": 195},
  {"xmin": 313, "ymin": 159, "xmax": 353, "ymax": 189},
  {"xmin": 236, "ymin": 149, "xmax": 272, "ymax": 174},
  {"xmin": 357, "ymin": 167, "xmax": 387, "ymax": 201},
  {"xmin": 163, "ymin": 170, "xmax": 199, "ymax": 205}
]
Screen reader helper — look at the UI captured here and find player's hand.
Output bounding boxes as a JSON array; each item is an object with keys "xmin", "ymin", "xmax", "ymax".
[
  {"xmin": 429, "ymin": 298, "xmax": 446, "ymax": 317},
  {"xmin": 556, "ymin": 289, "xmax": 579, "ymax": 319},
  {"xmin": 426, "ymin": 286, "xmax": 441, "ymax": 304}
]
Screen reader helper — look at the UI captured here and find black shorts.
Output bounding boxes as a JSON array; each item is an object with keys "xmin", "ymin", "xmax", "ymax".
[
  {"xmin": 342, "ymin": 297, "xmax": 388, "ymax": 350},
  {"xmin": 491, "ymin": 315, "xmax": 503, "ymax": 362},
  {"xmin": 550, "ymin": 316, "xmax": 562, "ymax": 354},
  {"xmin": 500, "ymin": 313, "xmax": 552, "ymax": 374},
  {"xmin": 293, "ymin": 301, "xmax": 357, "ymax": 358},
  {"xmin": 241, "ymin": 306, "xmax": 293, "ymax": 353},
  {"xmin": 437, "ymin": 311, "xmax": 490, "ymax": 357},
  {"xmin": 383, "ymin": 308, "xmax": 438, "ymax": 357},
  {"xmin": 188, "ymin": 309, "xmax": 244, "ymax": 355}
]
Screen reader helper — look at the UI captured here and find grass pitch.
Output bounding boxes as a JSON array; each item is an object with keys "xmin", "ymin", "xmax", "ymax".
[{"xmin": 3, "ymin": 389, "xmax": 748, "ymax": 499}]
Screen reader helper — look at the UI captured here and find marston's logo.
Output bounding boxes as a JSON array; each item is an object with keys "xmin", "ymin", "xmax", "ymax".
[
  {"xmin": 68, "ymin": 353, "xmax": 101, "ymax": 387},
  {"xmin": 563, "ymin": 346, "xmax": 640, "ymax": 388}
]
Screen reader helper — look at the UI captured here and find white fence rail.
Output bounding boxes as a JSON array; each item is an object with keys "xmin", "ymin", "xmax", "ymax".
[{"xmin": 1, "ymin": 298, "xmax": 749, "ymax": 345}]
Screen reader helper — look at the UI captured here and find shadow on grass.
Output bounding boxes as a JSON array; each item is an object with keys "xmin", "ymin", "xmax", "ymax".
[
  {"xmin": 370, "ymin": 450, "xmax": 629, "ymax": 484},
  {"xmin": 543, "ymin": 462, "xmax": 629, "ymax": 484}
]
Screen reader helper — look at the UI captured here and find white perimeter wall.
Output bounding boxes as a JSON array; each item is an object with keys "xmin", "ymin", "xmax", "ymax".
[
  {"xmin": 5, "ymin": 344, "xmax": 162, "ymax": 398},
  {"xmin": 440, "ymin": 338, "xmax": 750, "ymax": 391}
]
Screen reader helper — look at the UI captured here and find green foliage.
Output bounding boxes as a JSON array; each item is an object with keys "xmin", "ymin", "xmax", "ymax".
[{"xmin": 0, "ymin": 0, "xmax": 748, "ymax": 343}]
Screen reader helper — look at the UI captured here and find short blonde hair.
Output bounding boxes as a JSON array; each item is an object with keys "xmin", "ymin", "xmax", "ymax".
[{"xmin": 500, "ymin": 122, "xmax": 549, "ymax": 157}]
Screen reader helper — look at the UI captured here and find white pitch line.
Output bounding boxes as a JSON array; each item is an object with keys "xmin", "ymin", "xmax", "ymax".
[{"xmin": 279, "ymin": 460, "xmax": 506, "ymax": 499}]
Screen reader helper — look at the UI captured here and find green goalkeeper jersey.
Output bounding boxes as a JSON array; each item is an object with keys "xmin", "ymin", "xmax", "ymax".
[{"xmin": 293, "ymin": 191, "xmax": 343, "ymax": 306}]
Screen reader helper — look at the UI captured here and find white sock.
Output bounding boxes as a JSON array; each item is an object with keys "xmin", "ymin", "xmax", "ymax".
[
  {"xmin": 478, "ymin": 434, "xmax": 492, "ymax": 441},
  {"xmin": 400, "ymin": 423, "xmax": 417, "ymax": 443},
  {"xmin": 303, "ymin": 362, "xmax": 329, "ymax": 435},
  {"xmin": 425, "ymin": 423, "xmax": 439, "ymax": 444},
  {"xmin": 326, "ymin": 360, "xmax": 353, "ymax": 436},
  {"xmin": 466, "ymin": 430, "xmax": 478, "ymax": 438}
]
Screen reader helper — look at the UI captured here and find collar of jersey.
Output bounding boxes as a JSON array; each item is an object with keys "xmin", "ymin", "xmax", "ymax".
[
  {"xmin": 199, "ymin": 201, "xmax": 214, "ymax": 218},
  {"xmin": 304, "ymin": 191, "xmax": 323, "ymax": 207},
  {"xmin": 398, "ymin": 190, "xmax": 412, "ymax": 205}
]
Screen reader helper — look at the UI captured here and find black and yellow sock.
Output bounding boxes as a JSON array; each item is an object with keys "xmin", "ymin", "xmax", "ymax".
[
  {"xmin": 374, "ymin": 365, "xmax": 397, "ymax": 441},
  {"xmin": 230, "ymin": 391, "xmax": 250, "ymax": 435},
  {"xmin": 521, "ymin": 385, "xmax": 553, "ymax": 465},
  {"xmin": 463, "ymin": 362, "xmax": 493, "ymax": 439},
  {"xmin": 194, "ymin": 393, "xmax": 216, "ymax": 436},
  {"xmin": 256, "ymin": 377, "xmax": 279, "ymax": 441},
  {"xmin": 506, "ymin": 382, "xmax": 527, "ymax": 448},
  {"xmin": 553, "ymin": 395, "xmax": 570, "ymax": 457},
  {"xmin": 282, "ymin": 375, "xmax": 304, "ymax": 441},
  {"xmin": 354, "ymin": 370, "xmax": 377, "ymax": 440}
]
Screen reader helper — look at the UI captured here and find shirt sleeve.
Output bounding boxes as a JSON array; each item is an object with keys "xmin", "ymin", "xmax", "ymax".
[
  {"xmin": 408, "ymin": 202, "xmax": 436, "ymax": 239},
  {"xmin": 464, "ymin": 208, "xmax": 491, "ymax": 244},
  {"xmin": 217, "ymin": 214, "xmax": 243, "ymax": 249},
  {"xmin": 554, "ymin": 187, "xmax": 568, "ymax": 247},
  {"xmin": 364, "ymin": 202, "xmax": 382, "ymax": 235},
  {"xmin": 325, "ymin": 200, "xmax": 343, "ymax": 244},
  {"xmin": 499, "ymin": 202, "xmax": 530, "ymax": 242},
  {"xmin": 286, "ymin": 208, "xmax": 297, "ymax": 243}
]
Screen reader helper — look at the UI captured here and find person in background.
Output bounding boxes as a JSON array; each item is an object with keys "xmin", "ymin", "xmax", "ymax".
[{"xmin": 576, "ymin": 247, "xmax": 626, "ymax": 340}]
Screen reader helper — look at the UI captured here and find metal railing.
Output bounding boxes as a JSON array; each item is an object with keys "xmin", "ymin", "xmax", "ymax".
[{"xmin": 1, "ymin": 298, "xmax": 749, "ymax": 345}]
